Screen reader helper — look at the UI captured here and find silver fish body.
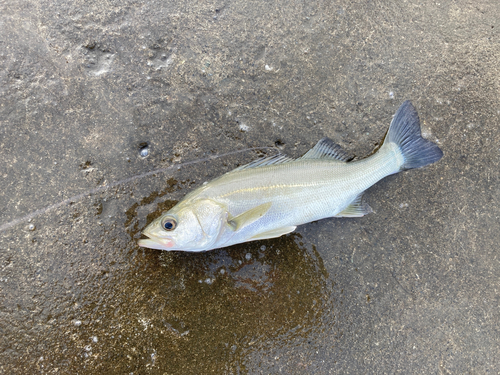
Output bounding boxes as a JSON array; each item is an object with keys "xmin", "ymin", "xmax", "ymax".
[{"xmin": 138, "ymin": 101, "xmax": 443, "ymax": 252}]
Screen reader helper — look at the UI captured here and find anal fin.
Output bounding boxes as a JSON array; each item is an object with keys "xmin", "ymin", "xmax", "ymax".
[
  {"xmin": 250, "ymin": 226, "xmax": 296, "ymax": 241},
  {"xmin": 334, "ymin": 193, "xmax": 373, "ymax": 218}
]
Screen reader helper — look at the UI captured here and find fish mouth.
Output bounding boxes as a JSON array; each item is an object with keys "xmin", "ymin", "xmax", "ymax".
[{"xmin": 137, "ymin": 233, "xmax": 175, "ymax": 250}]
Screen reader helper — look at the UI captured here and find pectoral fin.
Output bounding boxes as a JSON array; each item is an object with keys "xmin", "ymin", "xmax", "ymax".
[
  {"xmin": 334, "ymin": 193, "xmax": 373, "ymax": 218},
  {"xmin": 228, "ymin": 202, "xmax": 272, "ymax": 231},
  {"xmin": 250, "ymin": 226, "xmax": 296, "ymax": 240}
]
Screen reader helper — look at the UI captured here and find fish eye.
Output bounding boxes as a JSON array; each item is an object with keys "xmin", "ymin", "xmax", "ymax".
[{"xmin": 161, "ymin": 217, "xmax": 177, "ymax": 231}]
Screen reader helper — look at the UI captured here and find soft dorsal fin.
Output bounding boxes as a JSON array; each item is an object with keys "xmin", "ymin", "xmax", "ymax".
[
  {"xmin": 231, "ymin": 154, "xmax": 294, "ymax": 172},
  {"xmin": 300, "ymin": 137, "xmax": 352, "ymax": 162}
]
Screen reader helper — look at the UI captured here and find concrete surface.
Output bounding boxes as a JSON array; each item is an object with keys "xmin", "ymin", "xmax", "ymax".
[{"xmin": 1, "ymin": 0, "xmax": 499, "ymax": 373}]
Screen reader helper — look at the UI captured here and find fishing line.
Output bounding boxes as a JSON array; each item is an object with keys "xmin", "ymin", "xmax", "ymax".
[{"xmin": 0, "ymin": 147, "xmax": 278, "ymax": 233}]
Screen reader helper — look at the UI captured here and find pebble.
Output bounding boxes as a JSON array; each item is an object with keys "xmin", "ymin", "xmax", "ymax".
[{"xmin": 139, "ymin": 145, "xmax": 149, "ymax": 158}]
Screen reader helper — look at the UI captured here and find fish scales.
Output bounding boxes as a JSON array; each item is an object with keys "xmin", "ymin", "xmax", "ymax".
[{"xmin": 200, "ymin": 156, "xmax": 393, "ymax": 219}]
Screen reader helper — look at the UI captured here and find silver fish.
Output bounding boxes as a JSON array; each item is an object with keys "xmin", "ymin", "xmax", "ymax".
[{"xmin": 138, "ymin": 101, "xmax": 443, "ymax": 252}]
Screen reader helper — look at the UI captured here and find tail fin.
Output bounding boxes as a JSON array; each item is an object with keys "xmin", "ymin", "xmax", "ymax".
[{"xmin": 385, "ymin": 101, "xmax": 443, "ymax": 170}]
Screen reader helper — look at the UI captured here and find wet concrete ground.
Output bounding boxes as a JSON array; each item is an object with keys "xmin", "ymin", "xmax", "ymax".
[{"xmin": 1, "ymin": 0, "xmax": 499, "ymax": 373}]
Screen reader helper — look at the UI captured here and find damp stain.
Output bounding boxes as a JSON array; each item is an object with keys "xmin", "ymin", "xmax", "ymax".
[{"xmin": 102, "ymin": 232, "xmax": 337, "ymax": 373}]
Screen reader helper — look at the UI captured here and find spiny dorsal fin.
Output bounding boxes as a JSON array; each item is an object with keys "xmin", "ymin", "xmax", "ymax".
[
  {"xmin": 231, "ymin": 154, "xmax": 294, "ymax": 172},
  {"xmin": 300, "ymin": 137, "xmax": 352, "ymax": 162},
  {"xmin": 334, "ymin": 193, "xmax": 373, "ymax": 218}
]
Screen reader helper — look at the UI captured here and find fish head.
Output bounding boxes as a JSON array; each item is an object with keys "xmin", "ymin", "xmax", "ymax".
[{"xmin": 138, "ymin": 199, "xmax": 227, "ymax": 251}]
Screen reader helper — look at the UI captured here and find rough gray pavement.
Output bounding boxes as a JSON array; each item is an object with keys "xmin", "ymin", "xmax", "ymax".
[{"xmin": 1, "ymin": 0, "xmax": 499, "ymax": 373}]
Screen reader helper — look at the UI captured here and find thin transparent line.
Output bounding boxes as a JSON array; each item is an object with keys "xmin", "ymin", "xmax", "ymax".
[{"xmin": 0, "ymin": 147, "xmax": 277, "ymax": 232}]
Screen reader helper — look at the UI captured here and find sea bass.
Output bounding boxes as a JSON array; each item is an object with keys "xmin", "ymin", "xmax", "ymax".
[{"xmin": 138, "ymin": 101, "xmax": 443, "ymax": 252}]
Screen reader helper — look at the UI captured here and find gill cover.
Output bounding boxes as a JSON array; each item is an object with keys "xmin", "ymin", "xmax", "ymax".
[{"xmin": 138, "ymin": 199, "xmax": 227, "ymax": 252}]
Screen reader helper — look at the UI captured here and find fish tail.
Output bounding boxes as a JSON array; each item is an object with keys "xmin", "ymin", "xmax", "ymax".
[{"xmin": 384, "ymin": 101, "xmax": 443, "ymax": 170}]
